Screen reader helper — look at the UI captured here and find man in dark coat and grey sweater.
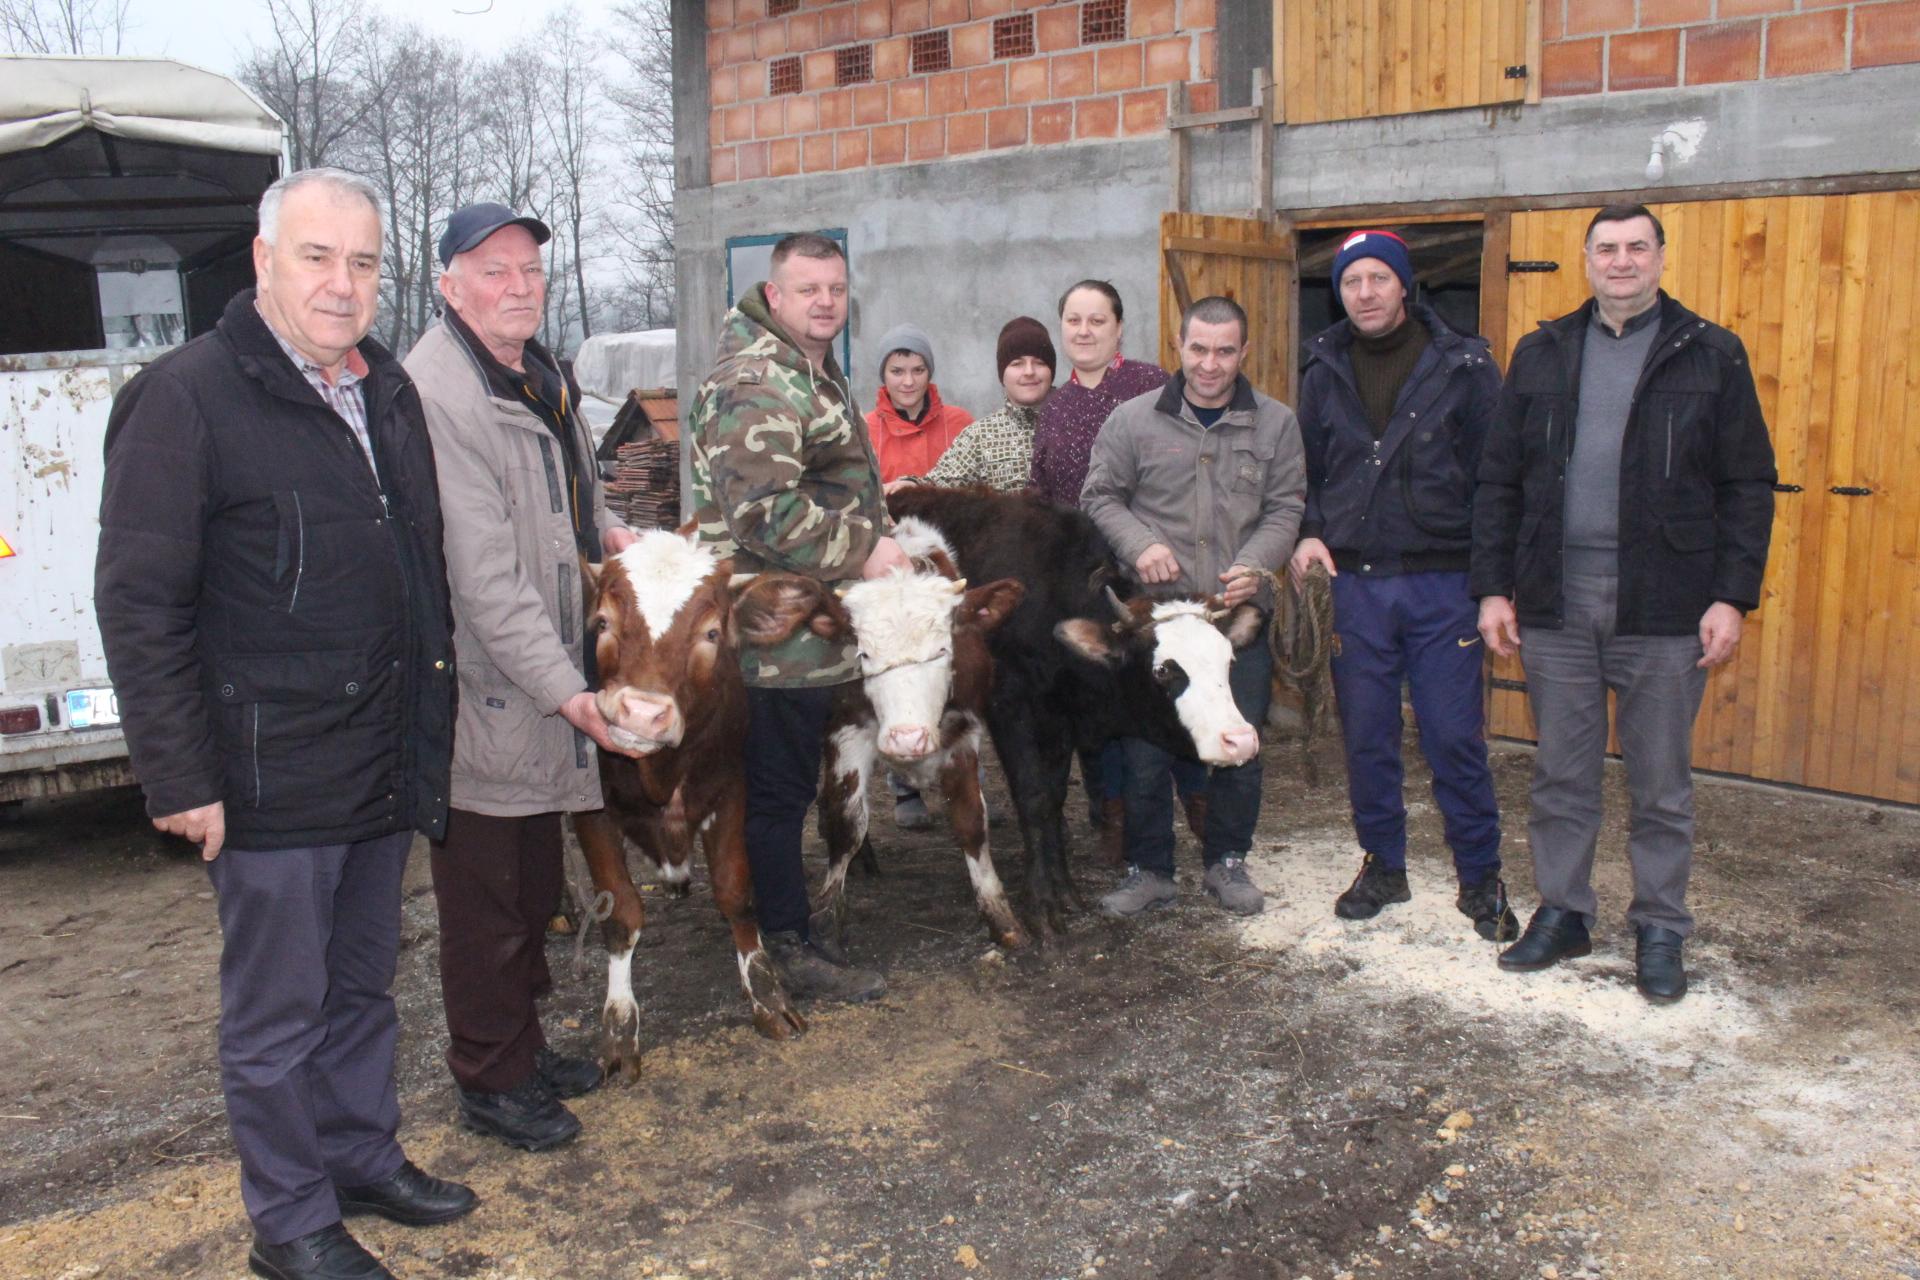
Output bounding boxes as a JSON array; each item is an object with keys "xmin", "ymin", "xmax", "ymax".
[
  {"xmin": 1472, "ymin": 204, "xmax": 1776, "ymax": 1005},
  {"xmin": 96, "ymin": 168, "xmax": 472, "ymax": 1280}
]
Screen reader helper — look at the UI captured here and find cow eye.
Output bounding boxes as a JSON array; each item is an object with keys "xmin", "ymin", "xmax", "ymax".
[
  {"xmin": 857, "ymin": 650, "xmax": 870, "ymax": 663},
  {"xmin": 591, "ymin": 616, "xmax": 609, "ymax": 634},
  {"xmin": 704, "ymin": 625, "xmax": 720, "ymax": 643},
  {"xmin": 1154, "ymin": 661, "xmax": 1177, "ymax": 685}
]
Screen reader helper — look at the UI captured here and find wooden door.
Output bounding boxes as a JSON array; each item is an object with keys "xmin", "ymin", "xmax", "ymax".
[
  {"xmin": 1276, "ymin": 0, "xmax": 1537, "ymax": 125},
  {"xmin": 1159, "ymin": 212, "xmax": 1299, "ymax": 404},
  {"xmin": 1491, "ymin": 194, "xmax": 1920, "ymax": 805}
]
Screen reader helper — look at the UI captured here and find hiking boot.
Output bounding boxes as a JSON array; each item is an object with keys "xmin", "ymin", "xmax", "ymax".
[
  {"xmin": 1181, "ymin": 792, "xmax": 1209, "ymax": 844},
  {"xmin": 456, "ymin": 1076, "xmax": 580, "ymax": 1153},
  {"xmin": 1096, "ymin": 798, "xmax": 1127, "ymax": 867},
  {"xmin": 764, "ymin": 930, "xmax": 886, "ymax": 1003},
  {"xmin": 1334, "ymin": 854, "xmax": 1411, "ymax": 920},
  {"xmin": 1456, "ymin": 875, "xmax": 1520, "ymax": 942},
  {"xmin": 1099, "ymin": 866, "xmax": 1177, "ymax": 918},
  {"xmin": 1202, "ymin": 857, "xmax": 1263, "ymax": 915},
  {"xmin": 893, "ymin": 792, "xmax": 933, "ymax": 831},
  {"xmin": 535, "ymin": 1046, "xmax": 604, "ymax": 1099}
]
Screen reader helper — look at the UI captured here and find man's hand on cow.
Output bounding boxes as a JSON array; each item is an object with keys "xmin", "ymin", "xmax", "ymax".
[
  {"xmin": 1288, "ymin": 537, "xmax": 1338, "ymax": 589},
  {"xmin": 603, "ymin": 526, "xmax": 639, "ymax": 555},
  {"xmin": 1478, "ymin": 595, "xmax": 1521, "ymax": 657},
  {"xmin": 883, "ymin": 477, "xmax": 917, "ymax": 495},
  {"xmin": 862, "ymin": 535, "xmax": 911, "ymax": 579},
  {"xmin": 1135, "ymin": 543, "xmax": 1181, "ymax": 584},
  {"xmin": 155, "ymin": 801, "xmax": 226, "ymax": 862},
  {"xmin": 1698, "ymin": 601, "xmax": 1744, "ymax": 668},
  {"xmin": 1218, "ymin": 564, "xmax": 1261, "ymax": 608},
  {"xmin": 560, "ymin": 690, "xmax": 639, "ymax": 757}
]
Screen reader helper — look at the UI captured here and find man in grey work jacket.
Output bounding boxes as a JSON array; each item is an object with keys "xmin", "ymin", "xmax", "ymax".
[
  {"xmin": 1472, "ymin": 204, "xmax": 1776, "ymax": 1004},
  {"xmin": 1081, "ymin": 295, "xmax": 1306, "ymax": 919}
]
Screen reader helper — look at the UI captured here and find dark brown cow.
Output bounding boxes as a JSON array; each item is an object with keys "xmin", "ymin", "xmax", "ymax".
[
  {"xmin": 811, "ymin": 518, "xmax": 1027, "ymax": 950},
  {"xmin": 571, "ymin": 529, "xmax": 844, "ymax": 1078}
]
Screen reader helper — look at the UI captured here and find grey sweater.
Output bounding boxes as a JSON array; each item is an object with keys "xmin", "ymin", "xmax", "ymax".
[{"xmin": 1566, "ymin": 305, "xmax": 1661, "ymax": 560}]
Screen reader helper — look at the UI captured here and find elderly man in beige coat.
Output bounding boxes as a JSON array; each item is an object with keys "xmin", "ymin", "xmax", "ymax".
[{"xmin": 405, "ymin": 203, "xmax": 637, "ymax": 1153}]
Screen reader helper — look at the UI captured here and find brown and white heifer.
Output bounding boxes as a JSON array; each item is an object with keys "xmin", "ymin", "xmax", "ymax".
[
  {"xmin": 570, "ymin": 529, "xmax": 845, "ymax": 1078},
  {"xmin": 886, "ymin": 488, "xmax": 1264, "ymax": 932},
  {"xmin": 812, "ymin": 519, "xmax": 1027, "ymax": 950}
]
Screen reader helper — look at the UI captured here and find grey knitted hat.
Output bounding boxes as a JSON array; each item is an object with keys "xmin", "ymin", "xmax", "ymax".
[{"xmin": 876, "ymin": 322, "xmax": 935, "ymax": 379}]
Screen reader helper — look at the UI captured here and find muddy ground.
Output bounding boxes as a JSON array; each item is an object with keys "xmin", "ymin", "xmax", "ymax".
[{"xmin": 1, "ymin": 733, "xmax": 1916, "ymax": 1280}]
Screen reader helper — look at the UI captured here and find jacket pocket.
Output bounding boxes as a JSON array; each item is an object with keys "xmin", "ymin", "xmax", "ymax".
[
  {"xmin": 1225, "ymin": 437, "xmax": 1275, "ymax": 529},
  {"xmin": 1656, "ymin": 517, "xmax": 1717, "ymax": 615},
  {"xmin": 214, "ymin": 650, "xmax": 372, "ymax": 811},
  {"xmin": 1513, "ymin": 513, "xmax": 1552, "ymax": 608},
  {"xmin": 270, "ymin": 491, "xmax": 306, "ymax": 614}
]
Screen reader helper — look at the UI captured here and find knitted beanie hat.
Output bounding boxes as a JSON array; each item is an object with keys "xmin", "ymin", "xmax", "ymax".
[
  {"xmin": 1330, "ymin": 229, "xmax": 1415, "ymax": 297},
  {"xmin": 876, "ymin": 323, "xmax": 936, "ymax": 379},
  {"xmin": 995, "ymin": 316, "xmax": 1056, "ymax": 380}
]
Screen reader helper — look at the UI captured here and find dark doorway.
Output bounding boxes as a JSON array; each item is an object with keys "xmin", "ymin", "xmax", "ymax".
[{"xmin": 1296, "ymin": 220, "xmax": 1486, "ymax": 351}]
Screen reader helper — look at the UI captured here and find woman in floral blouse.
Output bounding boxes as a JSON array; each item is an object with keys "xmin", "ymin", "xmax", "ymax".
[{"xmin": 1026, "ymin": 279, "xmax": 1170, "ymax": 508}]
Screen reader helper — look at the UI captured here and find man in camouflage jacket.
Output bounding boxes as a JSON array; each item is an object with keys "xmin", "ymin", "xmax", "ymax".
[{"xmin": 690, "ymin": 232, "xmax": 907, "ymax": 1001}]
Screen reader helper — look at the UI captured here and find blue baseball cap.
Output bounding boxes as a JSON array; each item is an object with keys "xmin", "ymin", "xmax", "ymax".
[{"xmin": 437, "ymin": 202, "xmax": 551, "ymax": 267}]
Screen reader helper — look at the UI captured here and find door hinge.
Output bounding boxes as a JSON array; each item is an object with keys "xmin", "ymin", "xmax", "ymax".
[
  {"xmin": 1489, "ymin": 677, "xmax": 1529, "ymax": 693},
  {"xmin": 1504, "ymin": 64, "xmax": 1528, "ymax": 79},
  {"xmin": 1507, "ymin": 259, "xmax": 1559, "ymax": 273},
  {"xmin": 1772, "ymin": 483, "xmax": 1804, "ymax": 493},
  {"xmin": 1830, "ymin": 485, "xmax": 1874, "ymax": 497}
]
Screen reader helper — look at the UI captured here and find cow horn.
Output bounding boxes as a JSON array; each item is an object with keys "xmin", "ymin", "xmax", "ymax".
[
  {"xmin": 728, "ymin": 573, "xmax": 760, "ymax": 588},
  {"xmin": 1104, "ymin": 586, "xmax": 1132, "ymax": 623}
]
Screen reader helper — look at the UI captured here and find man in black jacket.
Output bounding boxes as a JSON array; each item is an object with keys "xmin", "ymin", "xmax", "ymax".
[
  {"xmin": 96, "ymin": 168, "xmax": 473, "ymax": 1280},
  {"xmin": 1293, "ymin": 231, "xmax": 1515, "ymax": 943},
  {"xmin": 1472, "ymin": 204, "xmax": 1776, "ymax": 1004}
]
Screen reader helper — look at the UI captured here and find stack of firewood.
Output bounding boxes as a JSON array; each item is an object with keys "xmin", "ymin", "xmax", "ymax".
[{"xmin": 606, "ymin": 438, "xmax": 681, "ymax": 531}]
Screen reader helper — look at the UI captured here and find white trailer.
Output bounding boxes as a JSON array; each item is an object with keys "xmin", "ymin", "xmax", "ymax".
[{"xmin": 0, "ymin": 57, "xmax": 286, "ymax": 801}]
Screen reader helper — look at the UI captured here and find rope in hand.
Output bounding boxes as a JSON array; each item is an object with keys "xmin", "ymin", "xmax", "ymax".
[{"xmin": 1265, "ymin": 561, "xmax": 1337, "ymax": 786}]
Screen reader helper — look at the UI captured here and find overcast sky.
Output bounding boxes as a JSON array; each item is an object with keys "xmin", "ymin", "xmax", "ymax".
[{"xmin": 117, "ymin": 0, "xmax": 615, "ymax": 76}]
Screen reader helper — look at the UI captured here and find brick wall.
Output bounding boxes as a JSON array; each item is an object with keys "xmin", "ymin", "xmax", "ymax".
[
  {"xmin": 1540, "ymin": 0, "xmax": 1920, "ymax": 95},
  {"xmin": 705, "ymin": 0, "xmax": 1218, "ymax": 182}
]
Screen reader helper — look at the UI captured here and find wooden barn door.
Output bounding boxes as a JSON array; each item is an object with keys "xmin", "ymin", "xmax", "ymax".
[
  {"xmin": 1490, "ymin": 193, "xmax": 1920, "ymax": 805},
  {"xmin": 1159, "ymin": 212, "xmax": 1298, "ymax": 404},
  {"xmin": 1277, "ymin": 0, "xmax": 1539, "ymax": 124}
]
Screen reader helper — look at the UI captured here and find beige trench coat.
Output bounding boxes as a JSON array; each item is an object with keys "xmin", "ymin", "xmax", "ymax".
[{"xmin": 405, "ymin": 318, "xmax": 624, "ymax": 816}]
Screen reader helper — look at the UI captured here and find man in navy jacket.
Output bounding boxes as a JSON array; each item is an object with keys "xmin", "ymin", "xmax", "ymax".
[
  {"xmin": 1472, "ymin": 204, "xmax": 1776, "ymax": 1003},
  {"xmin": 1293, "ymin": 231, "xmax": 1515, "ymax": 942}
]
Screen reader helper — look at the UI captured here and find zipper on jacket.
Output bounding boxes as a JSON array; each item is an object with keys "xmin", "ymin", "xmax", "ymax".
[
  {"xmin": 250, "ymin": 704, "xmax": 262, "ymax": 808},
  {"xmin": 288, "ymin": 490, "xmax": 306, "ymax": 612},
  {"xmin": 1665, "ymin": 410, "xmax": 1674, "ymax": 480}
]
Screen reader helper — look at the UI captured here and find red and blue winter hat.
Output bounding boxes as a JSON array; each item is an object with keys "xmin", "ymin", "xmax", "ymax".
[{"xmin": 1331, "ymin": 229, "xmax": 1414, "ymax": 296}]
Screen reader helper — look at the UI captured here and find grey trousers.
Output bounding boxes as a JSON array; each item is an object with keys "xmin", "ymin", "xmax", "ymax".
[
  {"xmin": 1519, "ymin": 568, "xmax": 1708, "ymax": 937},
  {"xmin": 205, "ymin": 831, "xmax": 412, "ymax": 1243}
]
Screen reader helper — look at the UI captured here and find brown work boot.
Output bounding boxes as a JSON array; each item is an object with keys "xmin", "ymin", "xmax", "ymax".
[
  {"xmin": 1181, "ymin": 791, "xmax": 1208, "ymax": 844},
  {"xmin": 1097, "ymin": 798, "xmax": 1126, "ymax": 867}
]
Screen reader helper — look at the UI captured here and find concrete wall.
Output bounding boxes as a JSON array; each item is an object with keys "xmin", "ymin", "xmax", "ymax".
[{"xmin": 675, "ymin": 134, "xmax": 1169, "ymax": 415}]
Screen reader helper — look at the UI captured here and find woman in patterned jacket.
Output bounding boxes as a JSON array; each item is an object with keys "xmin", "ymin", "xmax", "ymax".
[{"xmin": 889, "ymin": 316, "xmax": 1056, "ymax": 493}]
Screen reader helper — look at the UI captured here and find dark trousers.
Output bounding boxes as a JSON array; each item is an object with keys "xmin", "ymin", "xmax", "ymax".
[
  {"xmin": 1081, "ymin": 741, "xmax": 1207, "ymax": 812},
  {"xmin": 744, "ymin": 684, "xmax": 836, "ymax": 936},
  {"xmin": 429, "ymin": 809, "xmax": 562, "ymax": 1093},
  {"xmin": 1329, "ymin": 571, "xmax": 1502, "ymax": 882},
  {"xmin": 1121, "ymin": 622, "xmax": 1274, "ymax": 874},
  {"xmin": 1520, "ymin": 567, "xmax": 1708, "ymax": 936},
  {"xmin": 206, "ymin": 831, "xmax": 412, "ymax": 1245}
]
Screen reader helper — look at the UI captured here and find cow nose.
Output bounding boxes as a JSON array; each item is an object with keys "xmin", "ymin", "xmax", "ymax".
[
  {"xmin": 1220, "ymin": 725, "xmax": 1259, "ymax": 765},
  {"xmin": 621, "ymin": 692, "xmax": 678, "ymax": 741},
  {"xmin": 883, "ymin": 725, "xmax": 933, "ymax": 759}
]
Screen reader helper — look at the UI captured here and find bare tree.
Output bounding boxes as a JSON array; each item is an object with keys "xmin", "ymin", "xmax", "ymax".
[
  {"xmin": 538, "ymin": 5, "xmax": 600, "ymax": 345},
  {"xmin": 606, "ymin": 0, "xmax": 676, "ymax": 328},
  {"xmin": 237, "ymin": 0, "xmax": 382, "ymax": 170},
  {"xmin": 0, "ymin": 0, "xmax": 131, "ymax": 54}
]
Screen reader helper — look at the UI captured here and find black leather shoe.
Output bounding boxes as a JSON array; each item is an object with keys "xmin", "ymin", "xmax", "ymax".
[
  {"xmin": 764, "ymin": 930, "xmax": 886, "ymax": 1002},
  {"xmin": 1457, "ymin": 875, "xmax": 1521, "ymax": 942},
  {"xmin": 1635, "ymin": 925, "xmax": 1689, "ymax": 1004},
  {"xmin": 249, "ymin": 1223, "xmax": 393, "ymax": 1280},
  {"xmin": 1497, "ymin": 905, "xmax": 1593, "ymax": 971},
  {"xmin": 457, "ymin": 1077, "xmax": 581, "ymax": 1152},
  {"xmin": 1334, "ymin": 854, "xmax": 1411, "ymax": 920},
  {"xmin": 337, "ymin": 1159, "xmax": 478, "ymax": 1226},
  {"xmin": 536, "ymin": 1046, "xmax": 604, "ymax": 1099}
]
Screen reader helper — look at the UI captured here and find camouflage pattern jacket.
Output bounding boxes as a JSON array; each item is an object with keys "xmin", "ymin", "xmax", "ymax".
[{"xmin": 690, "ymin": 284, "xmax": 889, "ymax": 688}]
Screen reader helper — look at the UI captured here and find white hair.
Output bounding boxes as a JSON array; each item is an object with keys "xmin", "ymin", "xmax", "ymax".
[{"xmin": 257, "ymin": 168, "xmax": 385, "ymax": 247}]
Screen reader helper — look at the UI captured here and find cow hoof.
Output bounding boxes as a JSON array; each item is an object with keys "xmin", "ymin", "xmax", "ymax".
[
  {"xmin": 751, "ymin": 1002, "xmax": 808, "ymax": 1041},
  {"xmin": 600, "ymin": 1002, "xmax": 643, "ymax": 1083}
]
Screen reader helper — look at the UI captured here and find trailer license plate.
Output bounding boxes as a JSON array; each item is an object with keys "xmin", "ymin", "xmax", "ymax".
[{"xmin": 66, "ymin": 687, "xmax": 120, "ymax": 729}]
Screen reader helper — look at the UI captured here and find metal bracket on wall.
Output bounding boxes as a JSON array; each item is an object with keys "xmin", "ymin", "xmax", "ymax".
[{"xmin": 1507, "ymin": 259, "xmax": 1560, "ymax": 273}]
